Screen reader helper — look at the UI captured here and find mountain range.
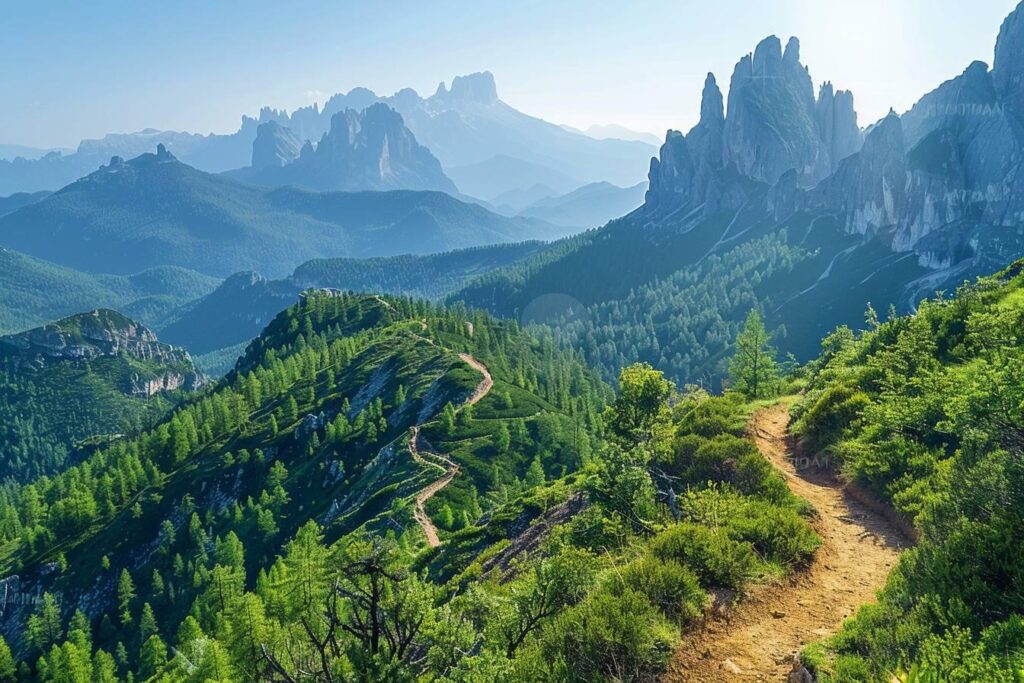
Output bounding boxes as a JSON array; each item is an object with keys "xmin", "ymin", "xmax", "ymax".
[
  {"xmin": 252, "ymin": 72, "xmax": 655, "ymax": 196},
  {"xmin": 0, "ymin": 144, "xmax": 69, "ymax": 162},
  {"xmin": 3, "ymin": 4, "xmax": 1024, "ymax": 682},
  {"xmin": 0, "ymin": 145, "xmax": 557, "ymax": 279},
  {"xmin": 514, "ymin": 181, "xmax": 648, "ymax": 229},
  {"xmin": 8, "ymin": 9, "xmax": 1024, "ymax": 392},
  {"xmin": 0, "ymin": 73, "xmax": 654, "ymax": 201},
  {"xmin": 229, "ymin": 104, "xmax": 458, "ymax": 194},
  {"xmin": 453, "ymin": 8, "xmax": 1024, "ymax": 387}
]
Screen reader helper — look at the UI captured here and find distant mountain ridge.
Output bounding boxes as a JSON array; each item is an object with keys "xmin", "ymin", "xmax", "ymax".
[
  {"xmin": 0, "ymin": 72, "xmax": 654, "ymax": 198},
  {"xmin": 0, "ymin": 144, "xmax": 70, "ymax": 161},
  {"xmin": 0, "ymin": 246, "xmax": 218, "ymax": 336},
  {"xmin": 579, "ymin": 124, "xmax": 662, "ymax": 146},
  {"xmin": 516, "ymin": 181, "xmax": 647, "ymax": 229},
  {"xmin": 231, "ymin": 103, "xmax": 457, "ymax": 194},
  {"xmin": 159, "ymin": 241, "xmax": 549, "ymax": 358},
  {"xmin": 279, "ymin": 72, "xmax": 652, "ymax": 184},
  {"xmin": 0, "ymin": 145, "xmax": 557, "ymax": 278}
]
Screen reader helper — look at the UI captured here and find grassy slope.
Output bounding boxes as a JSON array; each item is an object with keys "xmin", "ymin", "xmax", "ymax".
[{"xmin": 793, "ymin": 261, "xmax": 1024, "ymax": 680}]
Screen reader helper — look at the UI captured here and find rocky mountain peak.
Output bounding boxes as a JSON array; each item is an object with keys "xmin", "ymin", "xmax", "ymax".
[
  {"xmin": 699, "ymin": 73, "xmax": 725, "ymax": 125},
  {"xmin": 257, "ymin": 106, "xmax": 287, "ymax": 124},
  {"xmin": 783, "ymin": 36, "xmax": 802, "ymax": 64},
  {"xmin": 645, "ymin": 33, "xmax": 869, "ymax": 221},
  {"xmin": 649, "ymin": 1, "xmax": 1024, "ymax": 308},
  {"xmin": 816, "ymin": 82, "xmax": 862, "ymax": 173},
  {"xmin": 435, "ymin": 72, "xmax": 499, "ymax": 105},
  {"xmin": 751, "ymin": 35, "xmax": 783, "ymax": 72},
  {"xmin": 0, "ymin": 310, "xmax": 204, "ymax": 395},
  {"xmin": 237, "ymin": 104, "xmax": 456, "ymax": 193},
  {"xmin": 724, "ymin": 34, "xmax": 828, "ymax": 186},
  {"xmin": 252, "ymin": 121, "xmax": 303, "ymax": 169},
  {"xmin": 994, "ymin": 0, "xmax": 1024, "ymax": 114}
]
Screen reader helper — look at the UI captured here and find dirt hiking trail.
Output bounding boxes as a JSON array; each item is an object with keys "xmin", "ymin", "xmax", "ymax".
[
  {"xmin": 410, "ymin": 354, "xmax": 493, "ymax": 547},
  {"xmin": 666, "ymin": 404, "xmax": 908, "ymax": 682},
  {"xmin": 409, "ymin": 426, "xmax": 460, "ymax": 547}
]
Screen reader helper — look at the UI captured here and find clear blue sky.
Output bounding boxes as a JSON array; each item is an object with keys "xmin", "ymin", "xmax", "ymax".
[{"xmin": 2, "ymin": 0, "xmax": 1019, "ymax": 148}]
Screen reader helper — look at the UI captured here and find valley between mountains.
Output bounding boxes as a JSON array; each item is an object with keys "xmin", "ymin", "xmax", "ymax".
[{"xmin": 3, "ymin": 2, "xmax": 1024, "ymax": 681}]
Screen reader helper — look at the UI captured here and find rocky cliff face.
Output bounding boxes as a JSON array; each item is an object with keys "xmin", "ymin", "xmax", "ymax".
[
  {"xmin": 431, "ymin": 71, "xmax": 500, "ymax": 108},
  {"xmin": 239, "ymin": 104, "xmax": 458, "ymax": 193},
  {"xmin": 812, "ymin": 112, "xmax": 908, "ymax": 242},
  {"xmin": 723, "ymin": 37, "xmax": 832, "ymax": 186},
  {"xmin": 816, "ymin": 83, "xmax": 861, "ymax": 175},
  {"xmin": 251, "ymin": 121, "xmax": 302, "ymax": 169},
  {"xmin": 0, "ymin": 309, "xmax": 204, "ymax": 396},
  {"xmin": 645, "ymin": 36, "xmax": 863, "ymax": 221},
  {"xmin": 644, "ymin": 4, "xmax": 1024, "ymax": 279},
  {"xmin": 994, "ymin": 2, "xmax": 1024, "ymax": 117}
]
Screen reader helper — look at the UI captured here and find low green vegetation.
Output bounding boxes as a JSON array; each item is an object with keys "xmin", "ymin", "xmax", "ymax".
[
  {"xmin": 0, "ymin": 287, "xmax": 819, "ymax": 681},
  {"xmin": 794, "ymin": 262, "xmax": 1024, "ymax": 681}
]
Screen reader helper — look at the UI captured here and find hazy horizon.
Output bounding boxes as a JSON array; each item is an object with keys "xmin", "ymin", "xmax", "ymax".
[{"xmin": 3, "ymin": 0, "xmax": 1019, "ymax": 149}]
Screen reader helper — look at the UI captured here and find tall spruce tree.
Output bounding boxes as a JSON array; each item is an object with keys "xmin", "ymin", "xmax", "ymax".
[{"xmin": 728, "ymin": 310, "xmax": 779, "ymax": 399}]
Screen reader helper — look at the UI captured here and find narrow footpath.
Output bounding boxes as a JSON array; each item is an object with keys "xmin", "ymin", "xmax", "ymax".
[
  {"xmin": 666, "ymin": 404, "xmax": 908, "ymax": 681},
  {"xmin": 410, "ymin": 353, "xmax": 493, "ymax": 547}
]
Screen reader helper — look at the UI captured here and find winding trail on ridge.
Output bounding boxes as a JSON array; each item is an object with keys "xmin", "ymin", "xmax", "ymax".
[
  {"xmin": 410, "ymin": 353, "xmax": 493, "ymax": 547},
  {"xmin": 666, "ymin": 404, "xmax": 909, "ymax": 682}
]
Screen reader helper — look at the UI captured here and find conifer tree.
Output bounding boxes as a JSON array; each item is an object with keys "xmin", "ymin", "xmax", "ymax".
[
  {"xmin": 441, "ymin": 402, "xmax": 457, "ymax": 435},
  {"xmin": 728, "ymin": 309, "xmax": 779, "ymax": 399},
  {"xmin": 118, "ymin": 570, "xmax": 136, "ymax": 625},
  {"xmin": 139, "ymin": 602, "xmax": 158, "ymax": 642},
  {"xmin": 525, "ymin": 454, "xmax": 546, "ymax": 489}
]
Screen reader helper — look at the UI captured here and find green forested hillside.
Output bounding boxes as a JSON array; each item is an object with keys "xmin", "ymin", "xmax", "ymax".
[
  {"xmin": 0, "ymin": 248, "xmax": 218, "ymax": 336},
  {"xmin": 158, "ymin": 241, "xmax": 547, "ymax": 358},
  {"xmin": 0, "ymin": 148, "xmax": 556, "ymax": 279},
  {"xmin": 0, "ymin": 193, "xmax": 48, "ymax": 218},
  {"xmin": 0, "ymin": 310, "xmax": 203, "ymax": 483},
  {"xmin": 0, "ymin": 293, "xmax": 607, "ymax": 678},
  {"xmin": 0, "ymin": 291, "xmax": 822, "ymax": 682},
  {"xmin": 454, "ymin": 207, "xmax": 927, "ymax": 387},
  {"xmin": 794, "ymin": 262, "xmax": 1024, "ymax": 681},
  {"xmin": 290, "ymin": 241, "xmax": 548, "ymax": 301}
]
